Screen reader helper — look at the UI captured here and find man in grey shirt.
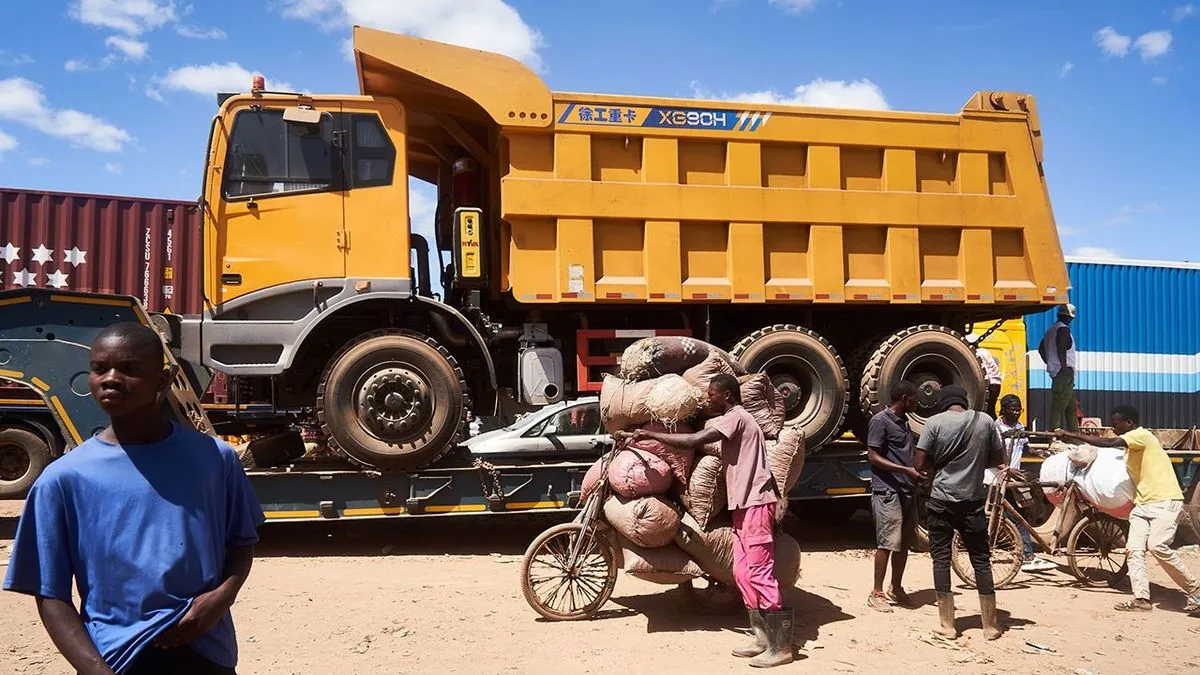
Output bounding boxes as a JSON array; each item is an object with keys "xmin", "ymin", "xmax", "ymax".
[{"xmin": 915, "ymin": 385, "xmax": 1009, "ymax": 642}]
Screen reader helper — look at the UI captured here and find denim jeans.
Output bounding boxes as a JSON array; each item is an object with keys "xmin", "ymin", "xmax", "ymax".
[{"xmin": 927, "ymin": 498, "xmax": 994, "ymax": 595}]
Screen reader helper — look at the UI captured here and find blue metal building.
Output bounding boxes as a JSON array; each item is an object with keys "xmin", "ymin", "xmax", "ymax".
[{"xmin": 1026, "ymin": 257, "xmax": 1200, "ymax": 430}]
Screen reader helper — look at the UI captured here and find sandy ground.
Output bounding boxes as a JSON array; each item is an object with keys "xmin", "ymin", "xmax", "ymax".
[{"xmin": 2, "ymin": 499, "xmax": 1199, "ymax": 675}]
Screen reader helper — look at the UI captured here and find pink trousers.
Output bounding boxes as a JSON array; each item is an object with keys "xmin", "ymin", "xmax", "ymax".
[{"xmin": 732, "ymin": 503, "xmax": 782, "ymax": 611}]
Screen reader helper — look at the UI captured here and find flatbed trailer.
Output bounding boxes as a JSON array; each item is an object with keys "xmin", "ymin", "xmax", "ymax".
[{"xmin": 0, "ymin": 288, "xmax": 872, "ymax": 518}]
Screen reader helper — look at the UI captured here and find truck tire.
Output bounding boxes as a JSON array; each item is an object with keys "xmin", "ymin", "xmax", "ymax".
[
  {"xmin": 859, "ymin": 325, "xmax": 986, "ymax": 437},
  {"xmin": 731, "ymin": 325, "xmax": 848, "ymax": 449},
  {"xmin": 317, "ymin": 330, "xmax": 467, "ymax": 471},
  {"xmin": 0, "ymin": 427, "xmax": 51, "ymax": 499}
]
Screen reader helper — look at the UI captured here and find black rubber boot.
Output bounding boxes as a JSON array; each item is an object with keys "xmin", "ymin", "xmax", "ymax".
[
  {"xmin": 750, "ymin": 607, "xmax": 794, "ymax": 668},
  {"xmin": 732, "ymin": 609, "xmax": 768, "ymax": 658}
]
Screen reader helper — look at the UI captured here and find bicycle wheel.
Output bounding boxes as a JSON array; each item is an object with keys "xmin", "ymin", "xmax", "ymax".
[
  {"xmin": 950, "ymin": 518, "xmax": 1023, "ymax": 590},
  {"xmin": 1067, "ymin": 514, "xmax": 1129, "ymax": 588},
  {"xmin": 520, "ymin": 522, "xmax": 618, "ymax": 620}
]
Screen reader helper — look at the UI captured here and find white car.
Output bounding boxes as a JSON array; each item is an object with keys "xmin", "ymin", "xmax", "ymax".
[{"xmin": 463, "ymin": 397, "xmax": 609, "ymax": 458}]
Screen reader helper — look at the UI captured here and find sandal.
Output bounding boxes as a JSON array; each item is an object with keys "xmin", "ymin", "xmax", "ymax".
[{"xmin": 1114, "ymin": 599, "xmax": 1152, "ymax": 612}]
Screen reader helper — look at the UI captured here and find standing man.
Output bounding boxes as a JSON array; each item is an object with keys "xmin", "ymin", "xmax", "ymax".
[
  {"xmin": 971, "ymin": 336, "xmax": 1003, "ymax": 419},
  {"xmin": 865, "ymin": 381, "xmax": 922, "ymax": 612},
  {"xmin": 914, "ymin": 385, "xmax": 1008, "ymax": 641},
  {"xmin": 634, "ymin": 373, "xmax": 792, "ymax": 668},
  {"xmin": 1059, "ymin": 406, "xmax": 1200, "ymax": 615},
  {"xmin": 4, "ymin": 323, "xmax": 265, "ymax": 674},
  {"xmin": 1040, "ymin": 304, "xmax": 1078, "ymax": 431},
  {"xmin": 994, "ymin": 395, "xmax": 1055, "ymax": 573}
]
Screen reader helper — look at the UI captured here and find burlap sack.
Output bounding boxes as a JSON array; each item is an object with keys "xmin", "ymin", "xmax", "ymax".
[
  {"xmin": 608, "ymin": 447, "xmax": 673, "ymax": 499},
  {"xmin": 619, "ymin": 536, "xmax": 705, "ymax": 585},
  {"xmin": 682, "ymin": 350, "xmax": 739, "ymax": 390},
  {"xmin": 580, "ymin": 453, "xmax": 608, "ymax": 500},
  {"xmin": 676, "ymin": 454, "xmax": 726, "ymax": 529},
  {"xmin": 619, "ymin": 336, "xmax": 711, "ymax": 381},
  {"xmin": 632, "ymin": 420, "xmax": 694, "ymax": 484},
  {"xmin": 644, "ymin": 374, "xmax": 701, "ymax": 426},
  {"xmin": 599, "ymin": 375, "xmax": 656, "ymax": 432},
  {"xmin": 738, "ymin": 373, "xmax": 785, "ymax": 439},
  {"xmin": 604, "ymin": 495, "xmax": 681, "ymax": 548},
  {"xmin": 766, "ymin": 427, "xmax": 805, "ymax": 524},
  {"xmin": 698, "ymin": 417, "xmax": 723, "ymax": 457}
]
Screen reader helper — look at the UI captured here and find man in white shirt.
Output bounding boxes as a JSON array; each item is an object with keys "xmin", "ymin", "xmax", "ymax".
[
  {"xmin": 1039, "ymin": 304, "xmax": 1078, "ymax": 431},
  {"xmin": 970, "ymin": 336, "xmax": 1002, "ymax": 419},
  {"xmin": 994, "ymin": 395, "xmax": 1055, "ymax": 573}
]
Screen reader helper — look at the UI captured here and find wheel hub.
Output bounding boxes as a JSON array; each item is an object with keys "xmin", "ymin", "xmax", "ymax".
[
  {"xmin": 0, "ymin": 446, "xmax": 30, "ymax": 482},
  {"xmin": 356, "ymin": 367, "xmax": 432, "ymax": 440},
  {"xmin": 771, "ymin": 374, "xmax": 803, "ymax": 413}
]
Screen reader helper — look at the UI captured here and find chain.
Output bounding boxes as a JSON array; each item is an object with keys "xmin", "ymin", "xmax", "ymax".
[
  {"xmin": 969, "ymin": 319, "xmax": 1006, "ymax": 344},
  {"xmin": 473, "ymin": 457, "xmax": 504, "ymax": 503}
]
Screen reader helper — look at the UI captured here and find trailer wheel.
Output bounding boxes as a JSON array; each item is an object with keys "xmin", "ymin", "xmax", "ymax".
[
  {"xmin": 859, "ymin": 325, "xmax": 986, "ymax": 436},
  {"xmin": 0, "ymin": 427, "xmax": 51, "ymax": 499},
  {"xmin": 732, "ymin": 325, "xmax": 848, "ymax": 449},
  {"xmin": 317, "ymin": 330, "xmax": 467, "ymax": 471}
]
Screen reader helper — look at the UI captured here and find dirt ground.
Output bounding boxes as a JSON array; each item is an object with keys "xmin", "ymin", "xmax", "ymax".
[{"xmin": 2, "ymin": 500, "xmax": 1199, "ymax": 675}]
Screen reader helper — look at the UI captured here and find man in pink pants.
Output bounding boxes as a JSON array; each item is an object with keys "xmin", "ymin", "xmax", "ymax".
[{"xmin": 634, "ymin": 373, "xmax": 792, "ymax": 668}]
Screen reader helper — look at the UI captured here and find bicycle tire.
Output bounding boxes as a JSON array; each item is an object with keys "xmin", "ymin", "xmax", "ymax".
[
  {"xmin": 950, "ymin": 517, "xmax": 1023, "ymax": 590},
  {"xmin": 1067, "ymin": 514, "xmax": 1130, "ymax": 588},
  {"xmin": 520, "ymin": 522, "xmax": 618, "ymax": 621}
]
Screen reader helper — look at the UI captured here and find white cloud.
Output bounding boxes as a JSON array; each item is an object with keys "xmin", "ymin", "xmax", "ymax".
[
  {"xmin": 27, "ymin": 156, "xmax": 50, "ymax": 167},
  {"xmin": 0, "ymin": 78, "xmax": 132, "ymax": 152},
  {"xmin": 1058, "ymin": 61, "xmax": 1075, "ymax": 79},
  {"xmin": 1094, "ymin": 26, "xmax": 1131, "ymax": 58},
  {"xmin": 702, "ymin": 78, "xmax": 890, "ymax": 110},
  {"xmin": 157, "ymin": 63, "xmax": 293, "ymax": 97},
  {"xmin": 0, "ymin": 130, "xmax": 17, "ymax": 154},
  {"xmin": 1173, "ymin": 4, "xmax": 1196, "ymax": 21},
  {"xmin": 1103, "ymin": 202, "xmax": 1162, "ymax": 226},
  {"xmin": 64, "ymin": 59, "xmax": 91, "ymax": 72},
  {"xmin": 1057, "ymin": 225, "xmax": 1082, "ymax": 237},
  {"xmin": 1134, "ymin": 31, "xmax": 1172, "ymax": 60},
  {"xmin": 70, "ymin": 0, "xmax": 177, "ymax": 36},
  {"xmin": 279, "ymin": 0, "xmax": 545, "ymax": 70},
  {"xmin": 105, "ymin": 35, "xmax": 149, "ymax": 61},
  {"xmin": 1070, "ymin": 246, "xmax": 1121, "ymax": 260},
  {"xmin": 768, "ymin": 0, "xmax": 821, "ymax": 13},
  {"xmin": 1153, "ymin": 75, "xmax": 1169, "ymax": 85},
  {"xmin": 408, "ymin": 177, "xmax": 444, "ymax": 295},
  {"xmin": 104, "ymin": 162, "xmax": 122, "ymax": 174},
  {"xmin": 0, "ymin": 51, "xmax": 34, "ymax": 66},
  {"xmin": 176, "ymin": 25, "xmax": 226, "ymax": 39},
  {"xmin": 144, "ymin": 85, "xmax": 165, "ymax": 102}
]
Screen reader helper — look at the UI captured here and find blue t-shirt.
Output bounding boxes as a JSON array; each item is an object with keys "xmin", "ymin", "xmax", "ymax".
[{"xmin": 3, "ymin": 425, "xmax": 264, "ymax": 674}]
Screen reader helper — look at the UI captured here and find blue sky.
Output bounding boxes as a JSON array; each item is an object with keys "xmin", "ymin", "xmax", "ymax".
[{"xmin": 0, "ymin": 0, "xmax": 1196, "ymax": 263}]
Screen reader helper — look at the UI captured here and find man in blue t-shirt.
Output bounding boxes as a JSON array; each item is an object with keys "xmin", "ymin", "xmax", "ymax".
[
  {"xmin": 4, "ymin": 323, "xmax": 264, "ymax": 675},
  {"xmin": 865, "ymin": 380, "xmax": 923, "ymax": 612}
]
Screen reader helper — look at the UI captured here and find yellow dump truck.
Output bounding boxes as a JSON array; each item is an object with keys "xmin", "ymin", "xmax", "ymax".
[{"xmin": 182, "ymin": 26, "xmax": 1069, "ymax": 470}]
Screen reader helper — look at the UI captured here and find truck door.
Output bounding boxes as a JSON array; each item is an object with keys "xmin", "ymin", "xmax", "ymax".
[{"xmin": 208, "ymin": 103, "xmax": 345, "ymax": 305}]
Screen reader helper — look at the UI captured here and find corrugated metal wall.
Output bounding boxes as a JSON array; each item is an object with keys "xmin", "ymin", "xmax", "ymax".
[
  {"xmin": 1026, "ymin": 259, "xmax": 1200, "ymax": 429},
  {"xmin": 0, "ymin": 187, "xmax": 204, "ymax": 314}
]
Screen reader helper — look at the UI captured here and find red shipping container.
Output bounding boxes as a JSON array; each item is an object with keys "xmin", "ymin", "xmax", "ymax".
[{"xmin": 0, "ymin": 187, "xmax": 204, "ymax": 314}]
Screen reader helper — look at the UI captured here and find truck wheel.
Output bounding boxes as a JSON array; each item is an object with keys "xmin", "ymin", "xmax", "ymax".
[
  {"xmin": 0, "ymin": 427, "xmax": 51, "ymax": 498},
  {"xmin": 859, "ymin": 325, "xmax": 986, "ymax": 436},
  {"xmin": 731, "ymin": 325, "xmax": 848, "ymax": 449},
  {"xmin": 317, "ymin": 330, "xmax": 467, "ymax": 471}
]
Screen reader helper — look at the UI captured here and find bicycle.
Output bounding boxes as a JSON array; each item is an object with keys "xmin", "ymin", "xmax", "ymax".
[
  {"xmin": 951, "ymin": 434, "xmax": 1130, "ymax": 589},
  {"xmin": 519, "ymin": 434, "xmax": 742, "ymax": 620}
]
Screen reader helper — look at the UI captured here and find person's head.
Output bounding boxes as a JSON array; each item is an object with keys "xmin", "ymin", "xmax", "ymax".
[
  {"xmin": 999, "ymin": 394, "xmax": 1023, "ymax": 423},
  {"xmin": 706, "ymin": 373, "xmax": 741, "ymax": 414},
  {"xmin": 938, "ymin": 384, "xmax": 970, "ymax": 412},
  {"xmin": 1057, "ymin": 303, "xmax": 1077, "ymax": 325},
  {"xmin": 889, "ymin": 380, "xmax": 918, "ymax": 415},
  {"xmin": 1109, "ymin": 405, "xmax": 1140, "ymax": 434},
  {"xmin": 88, "ymin": 323, "xmax": 170, "ymax": 420}
]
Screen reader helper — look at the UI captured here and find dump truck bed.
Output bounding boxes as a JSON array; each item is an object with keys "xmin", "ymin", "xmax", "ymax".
[{"xmin": 354, "ymin": 28, "xmax": 1068, "ymax": 311}]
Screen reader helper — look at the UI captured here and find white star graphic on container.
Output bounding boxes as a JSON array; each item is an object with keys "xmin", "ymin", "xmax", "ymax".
[
  {"xmin": 12, "ymin": 268, "xmax": 36, "ymax": 287},
  {"xmin": 46, "ymin": 269, "xmax": 69, "ymax": 289},
  {"xmin": 1, "ymin": 242, "xmax": 18, "ymax": 264},
  {"xmin": 63, "ymin": 246, "xmax": 87, "ymax": 266},
  {"xmin": 30, "ymin": 244, "xmax": 53, "ymax": 265}
]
